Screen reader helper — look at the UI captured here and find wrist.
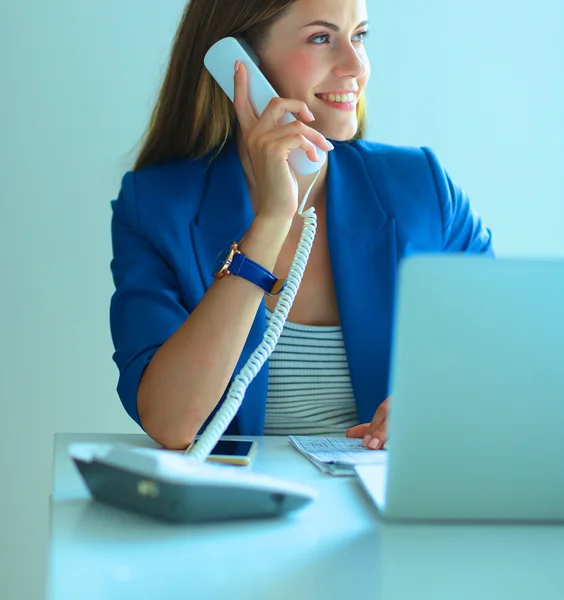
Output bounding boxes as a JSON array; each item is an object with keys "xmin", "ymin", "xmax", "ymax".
[
  {"xmin": 252, "ymin": 212, "xmax": 294, "ymax": 237},
  {"xmin": 239, "ymin": 214, "xmax": 292, "ymax": 271},
  {"xmin": 214, "ymin": 241, "xmax": 285, "ymax": 296}
]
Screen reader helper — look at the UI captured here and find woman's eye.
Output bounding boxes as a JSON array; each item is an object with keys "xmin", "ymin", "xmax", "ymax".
[{"xmin": 310, "ymin": 31, "xmax": 370, "ymax": 45}]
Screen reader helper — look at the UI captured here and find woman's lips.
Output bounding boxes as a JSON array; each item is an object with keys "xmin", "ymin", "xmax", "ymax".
[{"xmin": 315, "ymin": 94, "xmax": 357, "ymax": 111}]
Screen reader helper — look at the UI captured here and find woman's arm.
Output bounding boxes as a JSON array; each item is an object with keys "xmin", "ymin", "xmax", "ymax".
[
  {"xmin": 110, "ymin": 176, "xmax": 291, "ymax": 450},
  {"xmin": 137, "ymin": 215, "xmax": 290, "ymax": 449}
]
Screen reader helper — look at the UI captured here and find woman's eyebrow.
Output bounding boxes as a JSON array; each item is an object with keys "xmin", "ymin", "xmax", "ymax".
[{"xmin": 301, "ymin": 20, "xmax": 369, "ymax": 32}]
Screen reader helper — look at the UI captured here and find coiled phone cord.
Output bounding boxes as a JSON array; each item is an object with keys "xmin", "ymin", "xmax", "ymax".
[{"xmin": 187, "ymin": 170, "xmax": 321, "ymax": 460}]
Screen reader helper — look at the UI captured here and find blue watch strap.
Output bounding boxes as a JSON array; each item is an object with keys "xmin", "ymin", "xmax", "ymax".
[{"xmin": 229, "ymin": 252, "xmax": 285, "ymax": 296}]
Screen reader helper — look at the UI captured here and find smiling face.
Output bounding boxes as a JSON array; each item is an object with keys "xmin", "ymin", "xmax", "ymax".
[{"xmin": 257, "ymin": 0, "xmax": 370, "ymax": 141}]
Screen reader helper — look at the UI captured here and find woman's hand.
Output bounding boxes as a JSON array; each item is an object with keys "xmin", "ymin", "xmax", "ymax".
[
  {"xmin": 232, "ymin": 60, "xmax": 334, "ymax": 222},
  {"xmin": 345, "ymin": 396, "xmax": 390, "ymax": 450}
]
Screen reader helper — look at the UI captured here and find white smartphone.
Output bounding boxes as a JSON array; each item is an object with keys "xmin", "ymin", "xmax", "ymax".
[{"xmin": 203, "ymin": 36, "xmax": 327, "ymax": 175}]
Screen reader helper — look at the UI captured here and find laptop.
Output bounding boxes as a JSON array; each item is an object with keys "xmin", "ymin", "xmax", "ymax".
[{"xmin": 355, "ymin": 255, "xmax": 564, "ymax": 522}]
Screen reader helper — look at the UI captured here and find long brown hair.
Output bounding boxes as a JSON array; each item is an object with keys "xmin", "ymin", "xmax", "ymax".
[{"xmin": 133, "ymin": 0, "xmax": 368, "ymax": 172}]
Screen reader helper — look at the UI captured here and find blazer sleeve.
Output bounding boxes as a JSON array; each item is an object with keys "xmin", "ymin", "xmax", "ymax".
[
  {"xmin": 422, "ymin": 147, "xmax": 495, "ymax": 255},
  {"xmin": 109, "ymin": 171, "xmax": 190, "ymax": 427}
]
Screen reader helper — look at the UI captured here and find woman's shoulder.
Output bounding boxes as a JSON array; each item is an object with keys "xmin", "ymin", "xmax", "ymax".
[
  {"xmin": 115, "ymin": 155, "xmax": 212, "ymax": 231},
  {"xmin": 335, "ymin": 139, "xmax": 449, "ymax": 203},
  {"xmin": 128, "ymin": 155, "xmax": 209, "ymax": 195},
  {"xmin": 340, "ymin": 138, "xmax": 442, "ymax": 175},
  {"xmin": 341, "ymin": 139, "xmax": 493, "ymax": 255}
]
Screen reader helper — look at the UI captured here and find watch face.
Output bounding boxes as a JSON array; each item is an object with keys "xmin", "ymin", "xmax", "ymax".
[
  {"xmin": 213, "ymin": 246, "xmax": 233, "ymax": 276},
  {"xmin": 215, "ymin": 247, "xmax": 230, "ymax": 268}
]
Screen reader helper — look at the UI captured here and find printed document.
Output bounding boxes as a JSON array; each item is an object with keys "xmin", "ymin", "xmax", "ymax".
[{"xmin": 289, "ymin": 436, "xmax": 388, "ymax": 476}]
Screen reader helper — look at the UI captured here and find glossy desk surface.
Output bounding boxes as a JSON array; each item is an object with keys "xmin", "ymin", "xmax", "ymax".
[{"xmin": 47, "ymin": 433, "xmax": 564, "ymax": 600}]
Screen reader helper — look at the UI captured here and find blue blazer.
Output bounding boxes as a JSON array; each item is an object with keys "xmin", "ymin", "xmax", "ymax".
[{"xmin": 110, "ymin": 137, "xmax": 494, "ymax": 435}]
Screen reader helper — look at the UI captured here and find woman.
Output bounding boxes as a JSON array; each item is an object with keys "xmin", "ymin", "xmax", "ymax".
[{"xmin": 110, "ymin": 0, "xmax": 494, "ymax": 451}]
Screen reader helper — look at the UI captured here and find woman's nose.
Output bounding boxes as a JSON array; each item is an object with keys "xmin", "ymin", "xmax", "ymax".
[{"xmin": 337, "ymin": 47, "xmax": 368, "ymax": 79}]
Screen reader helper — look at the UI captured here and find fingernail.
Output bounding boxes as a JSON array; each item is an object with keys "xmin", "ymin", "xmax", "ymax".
[
  {"xmin": 368, "ymin": 438, "xmax": 380, "ymax": 450},
  {"xmin": 234, "ymin": 60, "xmax": 241, "ymax": 74},
  {"xmin": 362, "ymin": 434, "xmax": 371, "ymax": 448},
  {"xmin": 307, "ymin": 110, "xmax": 315, "ymax": 121},
  {"xmin": 326, "ymin": 140, "xmax": 334, "ymax": 150}
]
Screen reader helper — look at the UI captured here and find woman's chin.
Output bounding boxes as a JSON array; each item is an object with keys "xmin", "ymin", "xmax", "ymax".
[
  {"xmin": 314, "ymin": 118, "xmax": 358, "ymax": 139},
  {"xmin": 324, "ymin": 126, "xmax": 359, "ymax": 142}
]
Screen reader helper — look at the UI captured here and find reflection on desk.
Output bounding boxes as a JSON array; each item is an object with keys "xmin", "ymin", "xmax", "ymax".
[{"xmin": 47, "ymin": 433, "xmax": 564, "ymax": 600}]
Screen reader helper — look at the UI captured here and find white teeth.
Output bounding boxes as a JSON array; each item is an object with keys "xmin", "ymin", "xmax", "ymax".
[{"xmin": 319, "ymin": 92, "xmax": 356, "ymax": 103}]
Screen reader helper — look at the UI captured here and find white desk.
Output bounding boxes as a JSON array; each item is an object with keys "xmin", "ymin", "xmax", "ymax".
[{"xmin": 47, "ymin": 433, "xmax": 564, "ymax": 600}]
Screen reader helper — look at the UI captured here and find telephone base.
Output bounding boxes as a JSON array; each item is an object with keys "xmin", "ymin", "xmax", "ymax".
[{"xmin": 69, "ymin": 443, "xmax": 317, "ymax": 523}]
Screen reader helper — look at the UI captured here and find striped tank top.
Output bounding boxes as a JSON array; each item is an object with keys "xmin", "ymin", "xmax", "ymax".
[{"xmin": 263, "ymin": 307, "xmax": 358, "ymax": 435}]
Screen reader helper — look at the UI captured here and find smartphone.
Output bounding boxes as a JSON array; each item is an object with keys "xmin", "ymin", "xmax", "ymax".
[{"xmin": 203, "ymin": 439, "xmax": 257, "ymax": 466}]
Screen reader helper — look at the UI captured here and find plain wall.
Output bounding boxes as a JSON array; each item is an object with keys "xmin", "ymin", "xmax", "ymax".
[{"xmin": 1, "ymin": 0, "xmax": 562, "ymax": 598}]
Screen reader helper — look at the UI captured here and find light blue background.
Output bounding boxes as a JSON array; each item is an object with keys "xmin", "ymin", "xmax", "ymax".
[{"xmin": 0, "ymin": 1, "xmax": 562, "ymax": 598}]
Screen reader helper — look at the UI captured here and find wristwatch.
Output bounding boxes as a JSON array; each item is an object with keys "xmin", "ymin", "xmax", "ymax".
[{"xmin": 213, "ymin": 242, "xmax": 285, "ymax": 296}]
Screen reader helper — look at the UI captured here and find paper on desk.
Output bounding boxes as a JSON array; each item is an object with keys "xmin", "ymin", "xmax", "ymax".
[{"xmin": 288, "ymin": 436, "xmax": 388, "ymax": 476}]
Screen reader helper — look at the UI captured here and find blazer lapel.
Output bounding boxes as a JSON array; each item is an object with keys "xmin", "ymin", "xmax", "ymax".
[{"xmin": 327, "ymin": 142, "xmax": 398, "ymax": 424}]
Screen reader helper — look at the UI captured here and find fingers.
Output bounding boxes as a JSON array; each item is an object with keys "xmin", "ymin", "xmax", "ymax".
[
  {"xmin": 362, "ymin": 419, "xmax": 387, "ymax": 451},
  {"xmin": 347, "ymin": 398, "xmax": 391, "ymax": 450},
  {"xmin": 264, "ymin": 119, "xmax": 334, "ymax": 153},
  {"xmin": 345, "ymin": 423, "xmax": 370, "ymax": 438},
  {"xmin": 346, "ymin": 419, "xmax": 386, "ymax": 449},
  {"xmin": 257, "ymin": 121, "xmax": 332, "ymax": 164},
  {"xmin": 254, "ymin": 126, "xmax": 319, "ymax": 164},
  {"xmin": 232, "ymin": 61, "xmax": 259, "ymax": 134},
  {"xmin": 261, "ymin": 95, "xmax": 316, "ymax": 128},
  {"xmin": 233, "ymin": 61, "xmax": 333, "ymax": 160},
  {"xmin": 362, "ymin": 398, "xmax": 390, "ymax": 450}
]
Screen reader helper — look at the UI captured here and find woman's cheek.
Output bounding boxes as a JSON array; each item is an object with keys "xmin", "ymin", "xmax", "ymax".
[{"xmin": 277, "ymin": 52, "xmax": 318, "ymax": 92}]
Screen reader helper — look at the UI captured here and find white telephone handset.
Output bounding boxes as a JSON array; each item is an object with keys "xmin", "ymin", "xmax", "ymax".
[
  {"xmin": 203, "ymin": 36, "xmax": 327, "ymax": 175},
  {"xmin": 189, "ymin": 37, "xmax": 324, "ymax": 460}
]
